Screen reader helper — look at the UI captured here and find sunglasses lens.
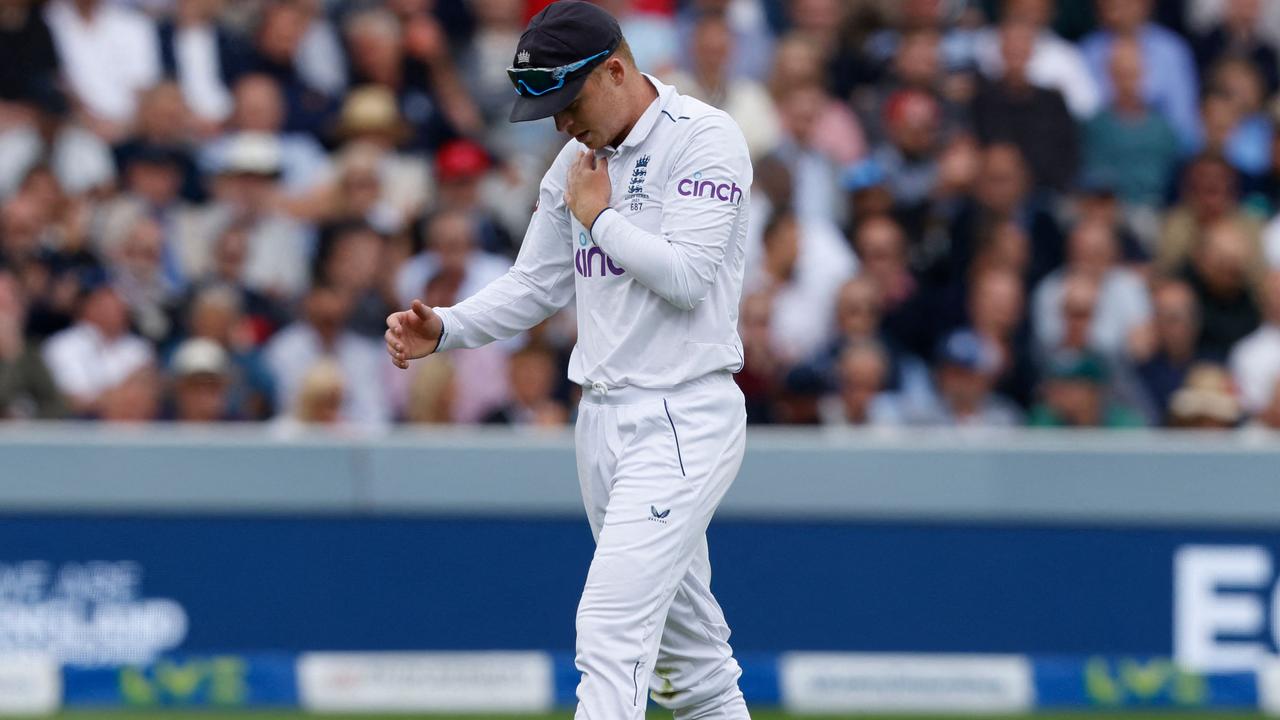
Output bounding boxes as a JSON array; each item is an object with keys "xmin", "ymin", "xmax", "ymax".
[{"xmin": 508, "ymin": 68, "xmax": 560, "ymax": 96}]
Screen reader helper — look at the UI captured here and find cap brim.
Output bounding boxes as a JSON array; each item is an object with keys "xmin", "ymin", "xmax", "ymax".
[{"xmin": 508, "ymin": 74, "xmax": 590, "ymax": 122}]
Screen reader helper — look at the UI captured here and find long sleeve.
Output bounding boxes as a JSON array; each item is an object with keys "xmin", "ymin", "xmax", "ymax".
[
  {"xmin": 434, "ymin": 159, "xmax": 576, "ymax": 351},
  {"xmin": 590, "ymin": 115, "xmax": 752, "ymax": 311}
]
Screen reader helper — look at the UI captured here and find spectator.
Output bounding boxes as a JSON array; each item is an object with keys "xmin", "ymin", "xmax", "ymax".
[
  {"xmin": 911, "ymin": 328, "xmax": 1023, "ymax": 427},
  {"xmin": 41, "ymin": 271, "xmax": 155, "ymax": 416},
  {"xmin": 313, "ymin": 220, "xmax": 395, "ymax": 339},
  {"xmin": 850, "ymin": 214, "xmax": 933, "ymax": 359},
  {"xmin": 44, "ymin": 0, "xmax": 161, "ymax": 140},
  {"xmin": 1229, "ymin": 268, "xmax": 1280, "ymax": 414},
  {"xmin": 181, "ymin": 282, "xmax": 275, "ymax": 419},
  {"xmin": 1192, "ymin": 0, "xmax": 1279, "ymax": 95},
  {"xmin": 1081, "ymin": 0, "xmax": 1202, "ymax": 152},
  {"xmin": 0, "ymin": 0, "xmax": 59, "ymax": 107},
  {"xmin": 264, "ymin": 282, "xmax": 392, "ymax": 427},
  {"xmin": 1201, "ymin": 57, "xmax": 1273, "ymax": 178},
  {"xmin": 112, "ymin": 82, "xmax": 203, "ymax": 203},
  {"xmin": 482, "ymin": 343, "xmax": 568, "ymax": 426},
  {"xmin": 1134, "ymin": 279, "xmax": 1206, "ymax": 423},
  {"xmin": 976, "ymin": 0, "xmax": 1101, "ymax": 119},
  {"xmin": 971, "ymin": 19, "xmax": 1078, "ymax": 192},
  {"xmin": 750, "ymin": 209, "xmax": 857, "ymax": 365},
  {"xmin": 155, "ymin": 0, "xmax": 252, "ymax": 128},
  {"xmin": 866, "ymin": 89, "xmax": 944, "ymax": 214},
  {"xmin": 395, "ymin": 209, "xmax": 510, "ymax": 310},
  {"xmin": 1168, "ymin": 362, "xmax": 1243, "ymax": 428},
  {"xmin": 1030, "ymin": 349, "xmax": 1144, "ymax": 427},
  {"xmin": 1182, "ymin": 218, "xmax": 1261, "ymax": 359},
  {"xmin": 273, "ymin": 357, "xmax": 345, "ymax": 431},
  {"xmin": 164, "ymin": 336, "xmax": 236, "ymax": 421},
  {"xmin": 0, "ymin": 86, "xmax": 116, "ymax": 200},
  {"xmin": 402, "ymin": 352, "xmax": 455, "ymax": 424},
  {"xmin": 199, "ymin": 73, "xmax": 332, "ymax": 198},
  {"xmin": 201, "ymin": 132, "xmax": 311, "ymax": 298},
  {"xmin": 95, "ymin": 364, "xmax": 160, "ymax": 422},
  {"xmin": 1032, "ymin": 220, "xmax": 1151, "ymax": 358},
  {"xmin": 431, "ymin": 139, "xmax": 517, "ymax": 257},
  {"xmin": 103, "ymin": 214, "xmax": 180, "ymax": 344},
  {"xmin": 817, "ymin": 339, "xmax": 905, "ymax": 426},
  {"xmin": 673, "ymin": 0, "xmax": 776, "ymax": 82},
  {"xmin": 244, "ymin": 0, "xmax": 337, "ymax": 138},
  {"xmin": 944, "ymin": 143, "xmax": 1064, "ymax": 292},
  {"xmin": 968, "ymin": 266, "xmax": 1037, "ymax": 410},
  {"xmin": 735, "ymin": 290, "xmax": 783, "ymax": 424},
  {"xmin": 1156, "ymin": 153, "xmax": 1262, "ymax": 278},
  {"xmin": 662, "ymin": 13, "xmax": 780, "ymax": 161},
  {"xmin": 0, "ymin": 269, "xmax": 65, "ymax": 419},
  {"xmin": 1082, "ymin": 37, "xmax": 1182, "ymax": 211}
]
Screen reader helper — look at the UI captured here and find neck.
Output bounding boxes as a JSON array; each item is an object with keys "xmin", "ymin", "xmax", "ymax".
[{"xmin": 608, "ymin": 75, "xmax": 659, "ymax": 149}]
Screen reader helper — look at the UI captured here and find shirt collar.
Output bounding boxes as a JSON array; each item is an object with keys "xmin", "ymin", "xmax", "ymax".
[{"xmin": 603, "ymin": 74, "xmax": 676, "ymax": 155}]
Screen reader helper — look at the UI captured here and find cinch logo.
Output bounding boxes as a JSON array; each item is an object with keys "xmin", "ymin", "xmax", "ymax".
[
  {"xmin": 677, "ymin": 171, "xmax": 743, "ymax": 205},
  {"xmin": 575, "ymin": 245, "xmax": 625, "ymax": 278}
]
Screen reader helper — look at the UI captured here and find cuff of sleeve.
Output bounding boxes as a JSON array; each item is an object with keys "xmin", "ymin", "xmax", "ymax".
[
  {"xmin": 432, "ymin": 306, "xmax": 460, "ymax": 352},
  {"xmin": 590, "ymin": 207, "xmax": 622, "ymax": 247}
]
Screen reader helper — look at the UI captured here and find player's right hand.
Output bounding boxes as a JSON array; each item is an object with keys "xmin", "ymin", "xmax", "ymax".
[{"xmin": 384, "ymin": 299, "xmax": 443, "ymax": 370}]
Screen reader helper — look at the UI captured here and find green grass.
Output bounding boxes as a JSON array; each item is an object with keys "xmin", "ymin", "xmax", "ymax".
[{"xmin": 40, "ymin": 707, "xmax": 1269, "ymax": 712}]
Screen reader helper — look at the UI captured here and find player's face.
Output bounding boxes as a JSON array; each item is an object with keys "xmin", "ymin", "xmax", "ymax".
[{"xmin": 553, "ymin": 67, "xmax": 623, "ymax": 150}]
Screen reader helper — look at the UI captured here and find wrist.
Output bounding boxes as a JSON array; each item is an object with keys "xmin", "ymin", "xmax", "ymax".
[{"xmin": 589, "ymin": 206, "xmax": 613, "ymax": 232}]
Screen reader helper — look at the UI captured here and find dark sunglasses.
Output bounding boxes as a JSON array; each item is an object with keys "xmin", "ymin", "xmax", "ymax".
[{"xmin": 507, "ymin": 48, "xmax": 613, "ymax": 97}]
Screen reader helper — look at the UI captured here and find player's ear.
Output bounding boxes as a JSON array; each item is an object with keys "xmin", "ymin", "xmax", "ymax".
[{"xmin": 605, "ymin": 57, "xmax": 626, "ymax": 85}]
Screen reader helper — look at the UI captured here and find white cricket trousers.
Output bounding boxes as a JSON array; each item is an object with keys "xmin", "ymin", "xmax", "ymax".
[{"xmin": 573, "ymin": 370, "xmax": 751, "ymax": 720}]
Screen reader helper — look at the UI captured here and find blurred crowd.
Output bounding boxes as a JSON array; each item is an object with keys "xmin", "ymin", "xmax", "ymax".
[{"xmin": 3, "ymin": 0, "xmax": 1280, "ymax": 432}]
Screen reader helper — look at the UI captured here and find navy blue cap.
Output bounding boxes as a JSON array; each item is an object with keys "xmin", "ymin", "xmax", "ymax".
[{"xmin": 508, "ymin": 1, "xmax": 623, "ymax": 122}]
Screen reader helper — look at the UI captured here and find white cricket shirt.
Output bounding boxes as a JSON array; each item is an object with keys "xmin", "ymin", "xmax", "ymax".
[{"xmin": 434, "ymin": 76, "xmax": 752, "ymax": 391}]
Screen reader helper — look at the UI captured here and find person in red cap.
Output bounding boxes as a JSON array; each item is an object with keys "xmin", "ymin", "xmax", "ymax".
[
  {"xmin": 384, "ymin": 1, "xmax": 755, "ymax": 717},
  {"xmin": 432, "ymin": 139, "xmax": 516, "ymax": 256}
]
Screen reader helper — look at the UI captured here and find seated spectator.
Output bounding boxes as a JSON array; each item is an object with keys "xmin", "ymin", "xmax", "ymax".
[
  {"xmin": 1134, "ymin": 279, "xmax": 1206, "ymax": 424},
  {"xmin": 244, "ymin": 0, "xmax": 338, "ymax": 139},
  {"xmin": 910, "ymin": 328, "xmax": 1023, "ymax": 427},
  {"xmin": 851, "ymin": 215, "xmax": 934, "ymax": 359},
  {"xmin": 341, "ymin": 6, "xmax": 478, "ymax": 149},
  {"xmin": 155, "ymin": 0, "xmax": 252, "ymax": 128},
  {"xmin": 1032, "ymin": 220, "xmax": 1151, "ymax": 358},
  {"xmin": 313, "ymin": 220, "xmax": 395, "ymax": 339},
  {"xmin": 1083, "ymin": 37, "xmax": 1181, "ymax": 211},
  {"xmin": 975, "ymin": 0, "xmax": 1101, "ymax": 120},
  {"xmin": 431, "ymin": 139, "xmax": 517, "ymax": 257},
  {"xmin": 0, "ymin": 268, "xmax": 65, "ymax": 418},
  {"xmin": 482, "ymin": 343, "xmax": 568, "ymax": 426},
  {"xmin": 264, "ymin": 282, "xmax": 392, "ymax": 427},
  {"xmin": 1030, "ymin": 349, "xmax": 1145, "ymax": 427},
  {"xmin": 673, "ymin": 0, "xmax": 775, "ymax": 82},
  {"xmin": 103, "ymin": 214, "xmax": 180, "ymax": 344},
  {"xmin": 403, "ymin": 353, "xmax": 455, "ymax": 424},
  {"xmin": 272, "ymin": 357, "xmax": 346, "ymax": 433},
  {"xmin": 1168, "ymin": 362, "xmax": 1244, "ymax": 428},
  {"xmin": 1192, "ymin": 0, "xmax": 1279, "ymax": 96},
  {"xmin": 112, "ymin": 82, "xmax": 203, "ymax": 203},
  {"xmin": 0, "ymin": 0, "xmax": 59, "ymax": 108},
  {"xmin": 44, "ymin": 0, "xmax": 161, "ymax": 140},
  {"xmin": 199, "ymin": 74, "xmax": 332, "ymax": 198},
  {"xmin": 1182, "ymin": 219, "xmax": 1262, "ymax": 359},
  {"xmin": 735, "ymin": 291, "xmax": 783, "ymax": 424},
  {"xmin": 817, "ymin": 339, "xmax": 906, "ymax": 427},
  {"xmin": 180, "ymin": 283, "xmax": 275, "ymax": 420},
  {"xmin": 971, "ymin": 19, "xmax": 1078, "ymax": 193},
  {"xmin": 0, "ymin": 85, "xmax": 116, "ymax": 199},
  {"xmin": 968, "ymin": 266, "xmax": 1037, "ymax": 410},
  {"xmin": 184, "ymin": 220, "xmax": 289, "ymax": 342},
  {"xmin": 164, "ymin": 337, "xmax": 237, "ymax": 422},
  {"xmin": 1081, "ymin": 0, "xmax": 1201, "ymax": 152},
  {"xmin": 96, "ymin": 364, "xmax": 160, "ymax": 422},
  {"xmin": 200, "ymin": 132, "xmax": 312, "ymax": 299},
  {"xmin": 1200, "ymin": 57, "xmax": 1273, "ymax": 178},
  {"xmin": 944, "ymin": 143, "xmax": 1064, "ymax": 291},
  {"xmin": 662, "ymin": 13, "xmax": 780, "ymax": 162},
  {"xmin": 749, "ymin": 209, "xmax": 857, "ymax": 365},
  {"xmin": 41, "ymin": 271, "xmax": 155, "ymax": 416},
  {"xmin": 1156, "ymin": 154, "xmax": 1263, "ymax": 278},
  {"xmin": 866, "ymin": 89, "xmax": 944, "ymax": 215},
  {"xmin": 1229, "ymin": 269, "xmax": 1280, "ymax": 414},
  {"xmin": 395, "ymin": 209, "xmax": 510, "ymax": 311}
]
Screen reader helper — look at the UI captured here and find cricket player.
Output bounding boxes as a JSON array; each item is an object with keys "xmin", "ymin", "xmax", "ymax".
[{"xmin": 384, "ymin": 2, "xmax": 752, "ymax": 717}]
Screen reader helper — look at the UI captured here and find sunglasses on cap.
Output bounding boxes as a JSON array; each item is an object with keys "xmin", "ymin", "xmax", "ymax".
[{"xmin": 507, "ymin": 47, "xmax": 614, "ymax": 97}]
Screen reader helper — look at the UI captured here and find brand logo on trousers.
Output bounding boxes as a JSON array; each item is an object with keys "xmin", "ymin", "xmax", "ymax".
[
  {"xmin": 676, "ymin": 171, "xmax": 743, "ymax": 205},
  {"xmin": 649, "ymin": 506, "xmax": 670, "ymax": 524}
]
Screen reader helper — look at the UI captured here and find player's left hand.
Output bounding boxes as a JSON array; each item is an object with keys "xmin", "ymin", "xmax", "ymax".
[{"xmin": 566, "ymin": 151, "xmax": 611, "ymax": 229}]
